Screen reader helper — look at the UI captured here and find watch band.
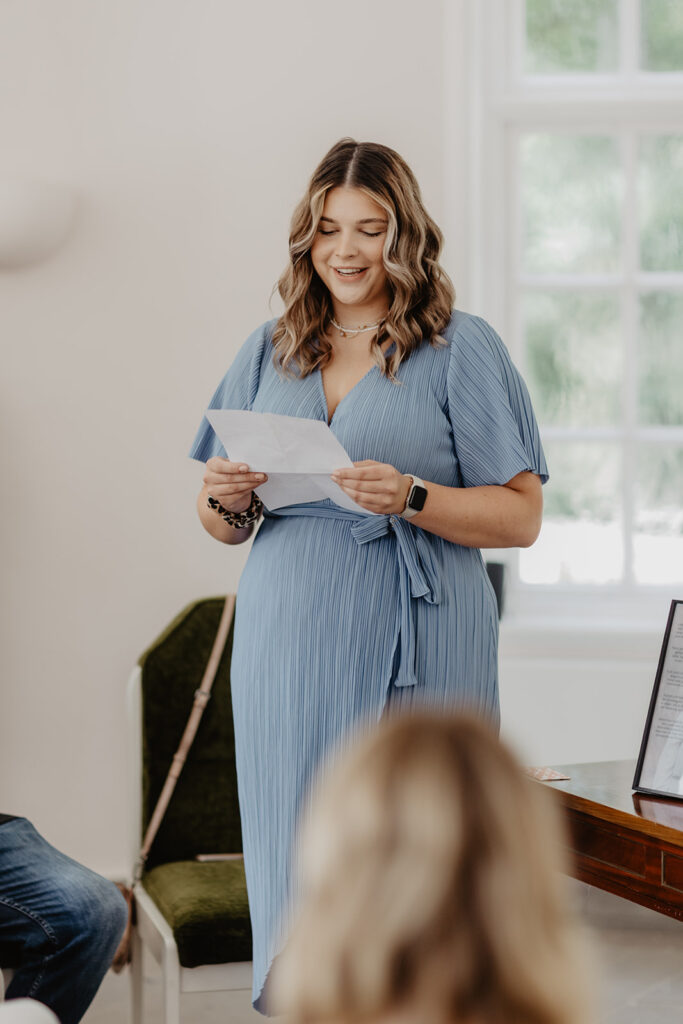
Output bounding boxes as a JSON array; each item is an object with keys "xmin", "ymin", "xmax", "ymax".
[{"xmin": 399, "ymin": 475, "xmax": 428, "ymax": 520}]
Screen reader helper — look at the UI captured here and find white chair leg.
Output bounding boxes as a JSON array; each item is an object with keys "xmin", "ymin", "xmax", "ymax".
[
  {"xmin": 161, "ymin": 945, "xmax": 181, "ymax": 1024},
  {"xmin": 130, "ymin": 928, "xmax": 144, "ymax": 1024},
  {"xmin": 0, "ymin": 970, "xmax": 14, "ymax": 1002}
]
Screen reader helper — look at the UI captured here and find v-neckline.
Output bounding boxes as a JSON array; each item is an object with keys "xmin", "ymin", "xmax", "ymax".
[
  {"xmin": 317, "ymin": 363, "xmax": 378, "ymax": 426},
  {"xmin": 318, "ymin": 341, "xmax": 396, "ymax": 426}
]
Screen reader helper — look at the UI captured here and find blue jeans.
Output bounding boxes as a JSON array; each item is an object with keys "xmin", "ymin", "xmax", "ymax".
[{"xmin": 0, "ymin": 818, "xmax": 128, "ymax": 1024}]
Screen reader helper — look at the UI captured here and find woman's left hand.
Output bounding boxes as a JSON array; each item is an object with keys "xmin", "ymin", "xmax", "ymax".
[{"xmin": 331, "ymin": 461, "xmax": 412, "ymax": 515}]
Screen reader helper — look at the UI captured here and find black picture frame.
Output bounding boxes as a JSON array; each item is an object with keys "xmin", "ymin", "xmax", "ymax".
[{"xmin": 633, "ymin": 599, "xmax": 683, "ymax": 799}]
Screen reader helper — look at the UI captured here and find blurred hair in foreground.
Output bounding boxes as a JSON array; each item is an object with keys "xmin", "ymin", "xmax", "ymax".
[{"xmin": 271, "ymin": 712, "xmax": 594, "ymax": 1024}]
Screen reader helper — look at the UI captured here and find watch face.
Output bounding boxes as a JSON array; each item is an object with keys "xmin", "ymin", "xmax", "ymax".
[{"xmin": 408, "ymin": 485, "xmax": 427, "ymax": 512}]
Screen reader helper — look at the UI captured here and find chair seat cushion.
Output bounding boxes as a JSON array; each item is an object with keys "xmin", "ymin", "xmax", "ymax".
[{"xmin": 142, "ymin": 859, "xmax": 251, "ymax": 968}]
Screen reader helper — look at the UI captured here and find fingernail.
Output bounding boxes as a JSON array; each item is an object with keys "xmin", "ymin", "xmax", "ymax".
[{"xmin": 239, "ymin": 465, "xmax": 248, "ymax": 472}]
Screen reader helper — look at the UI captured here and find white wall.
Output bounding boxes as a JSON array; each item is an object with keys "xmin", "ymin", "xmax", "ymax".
[
  {"xmin": 498, "ymin": 633, "xmax": 661, "ymax": 769},
  {"xmin": 0, "ymin": 0, "xmax": 470, "ymax": 877}
]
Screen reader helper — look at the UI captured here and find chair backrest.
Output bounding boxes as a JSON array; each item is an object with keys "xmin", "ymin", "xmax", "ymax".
[{"xmin": 139, "ymin": 596, "xmax": 242, "ymax": 869}]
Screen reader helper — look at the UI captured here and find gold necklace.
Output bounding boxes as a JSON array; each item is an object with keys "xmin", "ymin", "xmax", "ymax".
[{"xmin": 330, "ymin": 316, "xmax": 386, "ymax": 338}]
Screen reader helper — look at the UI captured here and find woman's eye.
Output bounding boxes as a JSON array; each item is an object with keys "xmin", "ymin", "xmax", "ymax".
[{"xmin": 318, "ymin": 228, "xmax": 383, "ymax": 237}]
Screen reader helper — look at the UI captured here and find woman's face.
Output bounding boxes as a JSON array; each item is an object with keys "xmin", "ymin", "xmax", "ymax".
[{"xmin": 310, "ymin": 186, "xmax": 390, "ymax": 319}]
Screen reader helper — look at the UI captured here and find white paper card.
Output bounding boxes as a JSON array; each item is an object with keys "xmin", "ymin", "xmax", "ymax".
[{"xmin": 205, "ymin": 409, "xmax": 374, "ymax": 514}]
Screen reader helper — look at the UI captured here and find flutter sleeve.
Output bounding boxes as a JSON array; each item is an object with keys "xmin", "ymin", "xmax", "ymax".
[
  {"xmin": 446, "ymin": 313, "xmax": 549, "ymax": 487},
  {"xmin": 188, "ymin": 320, "xmax": 274, "ymax": 462}
]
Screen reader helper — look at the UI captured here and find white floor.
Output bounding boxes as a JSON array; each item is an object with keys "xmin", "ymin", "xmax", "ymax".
[
  {"xmin": 81, "ymin": 884, "xmax": 683, "ymax": 1024},
  {"xmin": 81, "ymin": 969, "xmax": 261, "ymax": 1024}
]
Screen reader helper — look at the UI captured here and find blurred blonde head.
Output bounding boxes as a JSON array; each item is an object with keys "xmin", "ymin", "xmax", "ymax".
[{"xmin": 272, "ymin": 712, "xmax": 593, "ymax": 1024}]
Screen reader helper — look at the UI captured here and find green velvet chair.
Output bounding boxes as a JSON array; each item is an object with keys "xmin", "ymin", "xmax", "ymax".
[{"xmin": 128, "ymin": 597, "xmax": 252, "ymax": 1024}]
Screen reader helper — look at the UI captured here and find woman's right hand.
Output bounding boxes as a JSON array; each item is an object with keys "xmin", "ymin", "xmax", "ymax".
[{"xmin": 203, "ymin": 457, "xmax": 267, "ymax": 513}]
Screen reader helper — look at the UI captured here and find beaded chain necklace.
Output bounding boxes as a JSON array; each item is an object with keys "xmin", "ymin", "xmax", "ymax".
[{"xmin": 330, "ymin": 316, "xmax": 386, "ymax": 338}]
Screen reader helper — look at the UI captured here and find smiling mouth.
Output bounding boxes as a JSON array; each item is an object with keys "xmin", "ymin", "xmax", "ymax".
[{"xmin": 334, "ymin": 267, "xmax": 367, "ymax": 277}]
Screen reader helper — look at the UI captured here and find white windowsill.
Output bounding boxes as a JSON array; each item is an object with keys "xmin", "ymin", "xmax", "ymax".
[{"xmin": 498, "ymin": 586, "xmax": 676, "ymax": 661}]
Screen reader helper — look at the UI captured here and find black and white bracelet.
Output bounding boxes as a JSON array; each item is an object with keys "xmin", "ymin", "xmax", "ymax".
[{"xmin": 207, "ymin": 491, "xmax": 263, "ymax": 528}]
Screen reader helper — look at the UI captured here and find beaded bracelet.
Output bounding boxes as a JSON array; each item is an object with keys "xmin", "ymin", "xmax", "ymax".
[{"xmin": 207, "ymin": 491, "xmax": 263, "ymax": 528}]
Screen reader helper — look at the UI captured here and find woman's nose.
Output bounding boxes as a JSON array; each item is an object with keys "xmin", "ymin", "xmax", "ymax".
[{"xmin": 335, "ymin": 231, "xmax": 358, "ymax": 259}]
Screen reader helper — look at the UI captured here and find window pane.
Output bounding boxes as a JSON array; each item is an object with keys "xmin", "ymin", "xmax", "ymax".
[
  {"xmin": 523, "ymin": 291, "xmax": 622, "ymax": 427},
  {"xmin": 641, "ymin": 0, "xmax": 683, "ymax": 71},
  {"xmin": 525, "ymin": 0, "xmax": 619, "ymax": 73},
  {"xmin": 521, "ymin": 134, "xmax": 622, "ymax": 273},
  {"xmin": 634, "ymin": 445, "xmax": 683, "ymax": 584},
  {"xmin": 638, "ymin": 292, "xmax": 683, "ymax": 426},
  {"xmin": 639, "ymin": 135, "xmax": 683, "ymax": 271},
  {"xmin": 520, "ymin": 441, "xmax": 623, "ymax": 584}
]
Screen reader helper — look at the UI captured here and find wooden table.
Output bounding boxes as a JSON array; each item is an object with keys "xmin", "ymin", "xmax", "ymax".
[{"xmin": 546, "ymin": 760, "xmax": 683, "ymax": 921}]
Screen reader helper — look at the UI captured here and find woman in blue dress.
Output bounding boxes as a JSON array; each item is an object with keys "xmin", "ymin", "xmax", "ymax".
[{"xmin": 190, "ymin": 138, "xmax": 548, "ymax": 1013}]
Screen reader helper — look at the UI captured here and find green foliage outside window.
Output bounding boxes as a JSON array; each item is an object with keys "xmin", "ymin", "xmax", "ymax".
[
  {"xmin": 525, "ymin": 0, "xmax": 618, "ymax": 73},
  {"xmin": 521, "ymin": 134, "xmax": 621, "ymax": 274},
  {"xmin": 541, "ymin": 441, "xmax": 620, "ymax": 523},
  {"xmin": 641, "ymin": 0, "xmax": 683, "ymax": 71},
  {"xmin": 638, "ymin": 136, "xmax": 683, "ymax": 272},
  {"xmin": 638, "ymin": 293, "xmax": 683, "ymax": 426},
  {"xmin": 635, "ymin": 446, "xmax": 683, "ymax": 536},
  {"xmin": 525, "ymin": 291, "xmax": 621, "ymax": 428}
]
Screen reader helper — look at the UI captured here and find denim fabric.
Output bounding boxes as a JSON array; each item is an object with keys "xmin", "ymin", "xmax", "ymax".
[{"xmin": 0, "ymin": 818, "xmax": 127, "ymax": 1024}]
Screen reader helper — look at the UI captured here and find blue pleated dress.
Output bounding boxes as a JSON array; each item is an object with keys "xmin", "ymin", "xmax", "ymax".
[{"xmin": 190, "ymin": 309, "xmax": 548, "ymax": 1012}]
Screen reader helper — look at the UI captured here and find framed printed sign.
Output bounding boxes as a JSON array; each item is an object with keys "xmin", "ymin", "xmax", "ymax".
[{"xmin": 634, "ymin": 600, "xmax": 683, "ymax": 799}]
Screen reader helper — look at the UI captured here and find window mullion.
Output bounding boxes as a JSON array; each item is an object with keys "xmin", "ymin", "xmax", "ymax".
[
  {"xmin": 511, "ymin": 0, "xmax": 526, "ymax": 87},
  {"xmin": 470, "ymin": 0, "xmax": 508, "ymax": 318},
  {"xmin": 622, "ymin": 129, "xmax": 639, "ymax": 587},
  {"xmin": 519, "ymin": 273, "xmax": 621, "ymax": 289},
  {"xmin": 621, "ymin": 0, "xmax": 640, "ymax": 78},
  {"xmin": 637, "ymin": 272, "xmax": 683, "ymax": 290},
  {"xmin": 496, "ymin": 96, "xmax": 683, "ymax": 123},
  {"xmin": 508, "ymin": 123, "xmax": 524, "ymax": 591}
]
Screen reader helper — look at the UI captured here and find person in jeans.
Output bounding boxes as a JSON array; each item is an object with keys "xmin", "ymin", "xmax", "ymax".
[{"xmin": 0, "ymin": 815, "xmax": 127, "ymax": 1024}]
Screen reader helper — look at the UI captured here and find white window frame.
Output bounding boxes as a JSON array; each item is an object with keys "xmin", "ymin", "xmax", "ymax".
[{"xmin": 457, "ymin": 0, "xmax": 683, "ymax": 634}]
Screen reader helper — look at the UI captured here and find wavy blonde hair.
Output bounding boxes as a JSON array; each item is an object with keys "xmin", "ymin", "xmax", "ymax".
[
  {"xmin": 271, "ymin": 712, "xmax": 594, "ymax": 1024},
  {"xmin": 271, "ymin": 138, "xmax": 455, "ymax": 380}
]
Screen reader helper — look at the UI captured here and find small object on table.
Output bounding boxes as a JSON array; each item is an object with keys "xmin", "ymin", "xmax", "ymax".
[{"xmin": 525, "ymin": 766, "xmax": 571, "ymax": 782}]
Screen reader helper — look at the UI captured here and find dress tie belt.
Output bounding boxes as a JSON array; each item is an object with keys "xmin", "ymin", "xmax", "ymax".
[{"xmin": 263, "ymin": 504, "xmax": 443, "ymax": 688}]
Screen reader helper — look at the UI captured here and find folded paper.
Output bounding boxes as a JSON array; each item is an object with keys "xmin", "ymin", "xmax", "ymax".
[{"xmin": 205, "ymin": 409, "xmax": 374, "ymax": 514}]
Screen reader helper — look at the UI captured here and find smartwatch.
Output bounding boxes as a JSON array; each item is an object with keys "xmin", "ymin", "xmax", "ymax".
[{"xmin": 400, "ymin": 475, "xmax": 428, "ymax": 520}]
